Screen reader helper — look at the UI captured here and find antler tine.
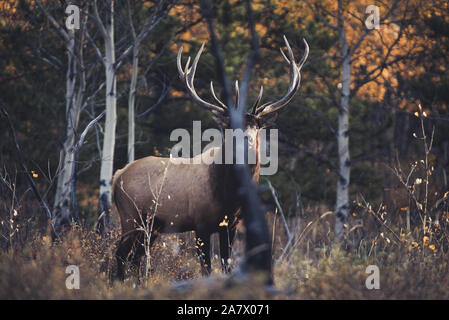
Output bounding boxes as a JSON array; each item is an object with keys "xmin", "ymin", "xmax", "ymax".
[
  {"xmin": 210, "ymin": 81, "xmax": 227, "ymax": 110},
  {"xmin": 283, "ymin": 36, "xmax": 299, "ymax": 91},
  {"xmin": 280, "ymin": 34, "xmax": 296, "ymax": 65},
  {"xmin": 177, "ymin": 46, "xmax": 185, "ymax": 79},
  {"xmin": 187, "ymin": 42, "xmax": 205, "ymax": 85},
  {"xmin": 283, "ymin": 35, "xmax": 297, "ymax": 65},
  {"xmin": 291, "ymin": 39, "xmax": 309, "ymax": 93},
  {"xmin": 279, "ymin": 38, "xmax": 309, "ymax": 70},
  {"xmin": 280, "ymin": 48, "xmax": 290, "ymax": 64},
  {"xmin": 286, "ymin": 38, "xmax": 309, "ymax": 92},
  {"xmin": 255, "ymin": 36, "xmax": 305, "ymax": 117},
  {"xmin": 251, "ymin": 85, "xmax": 264, "ymax": 114},
  {"xmin": 234, "ymin": 80, "xmax": 240, "ymax": 109},
  {"xmin": 184, "ymin": 56, "xmax": 191, "ymax": 75},
  {"xmin": 177, "ymin": 43, "xmax": 226, "ymax": 114},
  {"xmin": 279, "ymin": 38, "xmax": 309, "ymax": 91},
  {"xmin": 177, "ymin": 45, "xmax": 191, "ymax": 80},
  {"xmin": 298, "ymin": 38, "xmax": 309, "ymax": 70}
]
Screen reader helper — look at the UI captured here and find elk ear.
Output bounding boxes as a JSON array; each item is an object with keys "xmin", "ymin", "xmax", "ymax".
[
  {"xmin": 258, "ymin": 112, "xmax": 278, "ymax": 129},
  {"xmin": 212, "ymin": 113, "xmax": 229, "ymax": 128}
]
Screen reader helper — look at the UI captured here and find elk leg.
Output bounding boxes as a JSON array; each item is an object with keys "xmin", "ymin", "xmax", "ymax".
[
  {"xmin": 116, "ymin": 233, "xmax": 137, "ymax": 281},
  {"xmin": 129, "ymin": 232, "xmax": 145, "ymax": 279},
  {"xmin": 130, "ymin": 232, "xmax": 159, "ymax": 277},
  {"xmin": 219, "ymin": 226, "xmax": 236, "ymax": 273},
  {"xmin": 195, "ymin": 233, "xmax": 211, "ymax": 276},
  {"xmin": 116, "ymin": 230, "xmax": 156, "ymax": 281}
]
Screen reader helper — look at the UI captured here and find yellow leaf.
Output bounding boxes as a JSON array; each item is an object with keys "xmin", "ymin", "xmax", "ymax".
[{"xmin": 219, "ymin": 220, "xmax": 228, "ymax": 227}]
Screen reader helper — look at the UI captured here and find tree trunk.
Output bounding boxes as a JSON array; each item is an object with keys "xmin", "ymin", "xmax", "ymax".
[
  {"xmin": 128, "ymin": 47, "xmax": 138, "ymax": 163},
  {"xmin": 98, "ymin": 0, "xmax": 117, "ymax": 235},
  {"xmin": 335, "ymin": 0, "xmax": 351, "ymax": 237},
  {"xmin": 53, "ymin": 29, "xmax": 80, "ymax": 233}
]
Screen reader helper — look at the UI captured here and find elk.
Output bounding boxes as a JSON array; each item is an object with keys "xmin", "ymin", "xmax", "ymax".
[{"xmin": 113, "ymin": 36, "xmax": 308, "ymax": 280}]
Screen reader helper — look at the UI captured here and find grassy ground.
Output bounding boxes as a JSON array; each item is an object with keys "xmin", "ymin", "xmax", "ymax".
[{"xmin": 1, "ymin": 197, "xmax": 448, "ymax": 299}]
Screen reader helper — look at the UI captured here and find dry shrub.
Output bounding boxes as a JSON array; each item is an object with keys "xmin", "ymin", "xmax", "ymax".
[{"xmin": 1, "ymin": 202, "xmax": 449, "ymax": 299}]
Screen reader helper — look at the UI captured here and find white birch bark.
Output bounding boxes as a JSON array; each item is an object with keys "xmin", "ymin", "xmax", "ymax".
[
  {"xmin": 36, "ymin": 1, "xmax": 89, "ymax": 233},
  {"xmin": 52, "ymin": 30, "xmax": 84, "ymax": 232},
  {"xmin": 335, "ymin": 0, "xmax": 351, "ymax": 237},
  {"xmin": 97, "ymin": 0, "xmax": 117, "ymax": 232}
]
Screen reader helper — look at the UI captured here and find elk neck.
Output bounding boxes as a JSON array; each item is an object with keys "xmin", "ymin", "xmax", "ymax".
[{"xmin": 215, "ymin": 132, "xmax": 261, "ymax": 182}]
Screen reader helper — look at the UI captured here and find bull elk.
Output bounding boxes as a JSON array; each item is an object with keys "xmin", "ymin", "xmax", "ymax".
[{"xmin": 113, "ymin": 36, "xmax": 308, "ymax": 280}]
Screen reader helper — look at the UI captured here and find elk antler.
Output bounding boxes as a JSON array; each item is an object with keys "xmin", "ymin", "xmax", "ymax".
[
  {"xmin": 177, "ymin": 43, "xmax": 227, "ymax": 115},
  {"xmin": 254, "ymin": 36, "xmax": 309, "ymax": 117},
  {"xmin": 177, "ymin": 37, "xmax": 308, "ymax": 118}
]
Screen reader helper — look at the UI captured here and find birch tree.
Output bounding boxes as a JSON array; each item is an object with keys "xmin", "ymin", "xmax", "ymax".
[
  {"xmin": 92, "ymin": 0, "xmax": 117, "ymax": 235},
  {"xmin": 335, "ymin": 0, "xmax": 351, "ymax": 237},
  {"xmin": 35, "ymin": 0, "xmax": 89, "ymax": 234}
]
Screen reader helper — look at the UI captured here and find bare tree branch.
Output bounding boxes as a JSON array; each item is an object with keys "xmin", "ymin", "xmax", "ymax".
[
  {"xmin": 201, "ymin": 0, "xmax": 232, "ymax": 108},
  {"xmin": 35, "ymin": 0, "xmax": 69, "ymax": 42},
  {"xmin": 71, "ymin": 111, "xmax": 106, "ymax": 224},
  {"xmin": 92, "ymin": 0, "xmax": 108, "ymax": 40},
  {"xmin": 239, "ymin": 0, "xmax": 261, "ymax": 111}
]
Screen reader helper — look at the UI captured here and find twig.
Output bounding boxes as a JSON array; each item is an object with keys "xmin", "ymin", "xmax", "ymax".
[{"xmin": 266, "ymin": 180, "xmax": 291, "ymax": 240}]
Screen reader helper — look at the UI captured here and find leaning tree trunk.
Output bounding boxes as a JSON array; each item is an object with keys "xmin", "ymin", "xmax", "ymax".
[
  {"xmin": 98, "ymin": 1, "xmax": 117, "ymax": 235},
  {"xmin": 228, "ymin": 97, "xmax": 273, "ymax": 284},
  {"xmin": 53, "ymin": 29, "xmax": 80, "ymax": 233},
  {"xmin": 202, "ymin": 0, "xmax": 272, "ymax": 282},
  {"xmin": 335, "ymin": 1, "xmax": 351, "ymax": 238}
]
